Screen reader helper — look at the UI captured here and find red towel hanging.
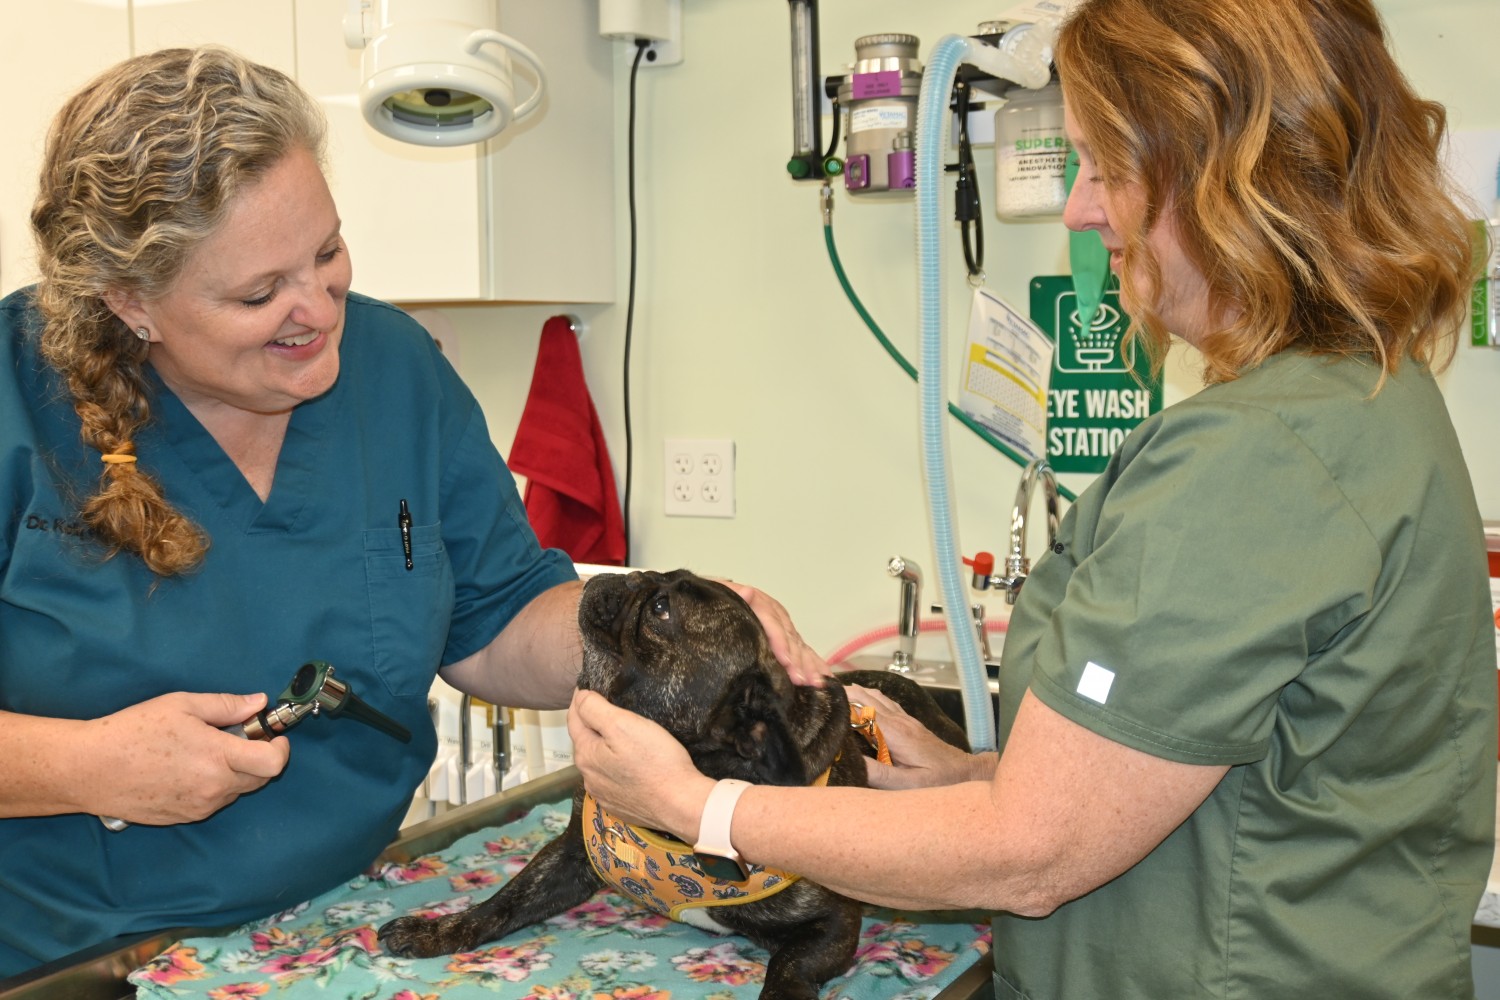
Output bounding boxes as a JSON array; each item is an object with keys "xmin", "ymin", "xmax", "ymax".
[{"xmin": 508, "ymin": 316, "xmax": 626, "ymax": 565}]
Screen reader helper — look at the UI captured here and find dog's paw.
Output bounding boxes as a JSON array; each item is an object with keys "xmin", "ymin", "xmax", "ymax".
[{"xmin": 378, "ymin": 914, "xmax": 476, "ymax": 958}]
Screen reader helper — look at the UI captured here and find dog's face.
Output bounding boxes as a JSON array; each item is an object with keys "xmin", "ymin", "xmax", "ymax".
[
  {"xmin": 578, "ymin": 570, "xmax": 791, "ymax": 733},
  {"xmin": 578, "ymin": 570, "xmax": 831, "ymax": 786}
]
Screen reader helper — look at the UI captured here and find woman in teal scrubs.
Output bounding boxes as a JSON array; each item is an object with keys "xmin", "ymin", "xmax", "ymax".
[
  {"xmin": 569, "ymin": 0, "xmax": 1497, "ymax": 997},
  {"xmin": 0, "ymin": 47, "xmax": 818, "ymax": 976}
]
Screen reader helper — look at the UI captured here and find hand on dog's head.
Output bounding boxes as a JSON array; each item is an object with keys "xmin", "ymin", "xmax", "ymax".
[{"xmin": 577, "ymin": 570, "xmax": 840, "ymax": 788}]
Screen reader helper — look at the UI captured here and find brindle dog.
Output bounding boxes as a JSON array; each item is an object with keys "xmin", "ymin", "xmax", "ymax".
[{"xmin": 378, "ymin": 569, "xmax": 970, "ymax": 1000}]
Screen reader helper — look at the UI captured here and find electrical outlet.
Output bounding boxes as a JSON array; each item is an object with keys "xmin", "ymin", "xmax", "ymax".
[{"xmin": 664, "ymin": 438, "xmax": 735, "ymax": 518}]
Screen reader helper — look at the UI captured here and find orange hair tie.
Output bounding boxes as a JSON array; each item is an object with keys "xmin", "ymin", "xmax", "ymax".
[{"xmin": 100, "ymin": 453, "xmax": 138, "ymax": 465}]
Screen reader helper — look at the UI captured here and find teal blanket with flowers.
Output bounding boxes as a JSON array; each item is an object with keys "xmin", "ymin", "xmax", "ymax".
[{"xmin": 129, "ymin": 798, "xmax": 991, "ymax": 1000}]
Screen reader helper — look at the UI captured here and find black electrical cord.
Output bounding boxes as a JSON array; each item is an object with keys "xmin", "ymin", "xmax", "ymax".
[
  {"xmin": 620, "ymin": 38, "xmax": 651, "ymax": 563},
  {"xmin": 951, "ymin": 79, "xmax": 984, "ymax": 280},
  {"xmin": 823, "ymin": 96, "xmax": 841, "ymax": 162}
]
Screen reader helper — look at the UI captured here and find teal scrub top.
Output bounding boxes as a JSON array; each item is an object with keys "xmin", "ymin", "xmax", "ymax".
[
  {"xmin": 992, "ymin": 351, "xmax": 1496, "ymax": 999},
  {"xmin": 0, "ymin": 288, "xmax": 576, "ymax": 975}
]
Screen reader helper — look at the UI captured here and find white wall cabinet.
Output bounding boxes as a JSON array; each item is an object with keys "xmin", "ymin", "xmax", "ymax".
[{"xmin": 0, "ymin": 0, "xmax": 615, "ymax": 306}]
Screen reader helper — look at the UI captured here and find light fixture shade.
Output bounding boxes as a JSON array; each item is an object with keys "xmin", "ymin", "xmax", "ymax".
[{"xmin": 346, "ymin": 0, "xmax": 546, "ymax": 147}]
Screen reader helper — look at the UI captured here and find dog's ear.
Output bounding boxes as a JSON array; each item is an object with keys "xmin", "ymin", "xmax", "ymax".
[{"xmin": 687, "ymin": 667, "xmax": 807, "ymax": 786}]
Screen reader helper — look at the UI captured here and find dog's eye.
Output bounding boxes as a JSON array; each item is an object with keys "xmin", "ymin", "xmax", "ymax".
[{"xmin": 650, "ymin": 594, "xmax": 671, "ymax": 621}]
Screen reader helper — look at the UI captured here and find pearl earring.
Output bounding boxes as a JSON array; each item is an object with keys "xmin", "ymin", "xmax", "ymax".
[{"xmin": 135, "ymin": 327, "xmax": 150, "ymax": 342}]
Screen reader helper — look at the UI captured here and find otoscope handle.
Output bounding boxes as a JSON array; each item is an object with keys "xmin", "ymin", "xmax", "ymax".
[
  {"xmin": 98, "ymin": 715, "xmax": 273, "ymax": 830},
  {"xmin": 98, "ymin": 662, "xmax": 408, "ymax": 831}
]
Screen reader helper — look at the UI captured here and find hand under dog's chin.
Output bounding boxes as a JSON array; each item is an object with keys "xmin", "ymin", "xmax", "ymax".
[{"xmin": 576, "ymin": 649, "xmax": 620, "ymax": 698}]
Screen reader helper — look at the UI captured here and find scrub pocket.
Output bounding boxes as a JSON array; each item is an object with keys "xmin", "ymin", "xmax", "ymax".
[{"xmin": 363, "ymin": 521, "xmax": 454, "ymax": 698}]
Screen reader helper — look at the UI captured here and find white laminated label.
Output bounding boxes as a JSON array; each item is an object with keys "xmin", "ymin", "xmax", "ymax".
[
  {"xmin": 957, "ymin": 286, "xmax": 1052, "ymax": 463},
  {"xmin": 1077, "ymin": 661, "xmax": 1115, "ymax": 705}
]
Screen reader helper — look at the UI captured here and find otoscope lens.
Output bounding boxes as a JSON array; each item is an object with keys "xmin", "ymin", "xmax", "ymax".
[{"xmin": 291, "ymin": 662, "xmax": 318, "ymax": 698}]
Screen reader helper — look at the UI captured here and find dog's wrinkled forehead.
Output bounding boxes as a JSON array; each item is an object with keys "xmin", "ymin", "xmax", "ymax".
[{"xmin": 580, "ymin": 569, "xmax": 760, "ymax": 651}]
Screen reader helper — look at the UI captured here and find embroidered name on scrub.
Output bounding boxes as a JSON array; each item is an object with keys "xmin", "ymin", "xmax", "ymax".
[{"xmin": 582, "ymin": 794, "xmax": 800, "ymax": 933}]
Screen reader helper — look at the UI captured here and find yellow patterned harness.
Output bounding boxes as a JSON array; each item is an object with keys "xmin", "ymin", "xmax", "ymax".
[
  {"xmin": 582, "ymin": 704, "xmax": 889, "ymax": 923},
  {"xmin": 582, "ymin": 774, "xmax": 821, "ymax": 922}
]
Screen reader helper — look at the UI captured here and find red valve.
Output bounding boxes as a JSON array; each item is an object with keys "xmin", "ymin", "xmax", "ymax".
[{"xmin": 965, "ymin": 551, "xmax": 995, "ymax": 576}]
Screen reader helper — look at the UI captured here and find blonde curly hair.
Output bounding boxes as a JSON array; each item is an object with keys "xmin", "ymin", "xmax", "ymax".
[
  {"xmin": 30, "ymin": 46, "xmax": 327, "ymax": 576},
  {"xmin": 1057, "ymin": 0, "xmax": 1478, "ymax": 386}
]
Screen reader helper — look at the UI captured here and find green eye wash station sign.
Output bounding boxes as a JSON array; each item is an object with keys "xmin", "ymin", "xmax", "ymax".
[{"xmin": 1029, "ymin": 275, "xmax": 1162, "ymax": 474}]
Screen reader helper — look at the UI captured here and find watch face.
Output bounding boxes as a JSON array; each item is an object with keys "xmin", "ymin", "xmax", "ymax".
[{"xmin": 694, "ymin": 851, "xmax": 750, "ymax": 883}]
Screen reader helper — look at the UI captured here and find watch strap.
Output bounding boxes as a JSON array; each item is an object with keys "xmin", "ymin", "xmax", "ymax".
[{"xmin": 693, "ymin": 778, "xmax": 752, "ymax": 880}]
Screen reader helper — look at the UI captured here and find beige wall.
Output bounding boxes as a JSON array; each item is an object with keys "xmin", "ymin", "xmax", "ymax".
[{"xmin": 436, "ymin": 0, "xmax": 1500, "ymax": 659}]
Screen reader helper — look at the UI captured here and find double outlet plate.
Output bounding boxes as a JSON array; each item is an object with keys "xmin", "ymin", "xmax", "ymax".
[{"xmin": 663, "ymin": 438, "xmax": 735, "ymax": 518}]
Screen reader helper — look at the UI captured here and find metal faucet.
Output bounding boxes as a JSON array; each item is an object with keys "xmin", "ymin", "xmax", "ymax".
[
  {"xmin": 995, "ymin": 458, "xmax": 1059, "ymax": 604},
  {"xmin": 458, "ymin": 694, "xmax": 510, "ymax": 806},
  {"xmin": 886, "ymin": 556, "xmax": 922, "ymax": 672}
]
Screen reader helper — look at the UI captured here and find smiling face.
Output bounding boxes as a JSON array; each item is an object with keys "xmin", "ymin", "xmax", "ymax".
[
  {"xmin": 108, "ymin": 146, "xmax": 351, "ymax": 416},
  {"xmin": 1061, "ymin": 99, "xmax": 1221, "ymax": 347}
]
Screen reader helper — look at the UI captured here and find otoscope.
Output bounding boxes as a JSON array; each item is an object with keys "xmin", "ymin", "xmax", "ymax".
[{"xmin": 99, "ymin": 661, "xmax": 410, "ymax": 831}]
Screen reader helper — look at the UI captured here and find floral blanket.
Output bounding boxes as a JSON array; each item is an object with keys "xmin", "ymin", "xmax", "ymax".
[{"xmin": 129, "ymin": 799, "xmax": 991, "ymax": 1000}]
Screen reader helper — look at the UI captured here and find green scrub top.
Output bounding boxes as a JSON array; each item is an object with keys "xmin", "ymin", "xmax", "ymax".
[
  {"xmin": 0, "ymin": 289, "xmax": 576, "ymax": 974},
  {"xmin": 992, "ymin": 351, "xmax": 1496, "ymax": 999}
]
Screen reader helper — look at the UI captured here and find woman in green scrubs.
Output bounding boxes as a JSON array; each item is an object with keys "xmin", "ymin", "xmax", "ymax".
[
  {"xmin": 568, "ymin": 0, "xmax": 1498, "ymax": 997},
  {"xmin": 0, "ymin": 47, "xmax": 819, "ymax": 975}
]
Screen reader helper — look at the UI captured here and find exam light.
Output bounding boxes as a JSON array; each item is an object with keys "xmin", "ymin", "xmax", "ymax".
[{"xmin": 343, "ymin": 0, "xmax": 546, "ymax": 147}]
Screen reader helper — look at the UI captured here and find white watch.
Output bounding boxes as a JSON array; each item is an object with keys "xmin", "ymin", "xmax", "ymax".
[{"xmin": 693, "ymin": 778, "xmax": 752, "ymax": 881}]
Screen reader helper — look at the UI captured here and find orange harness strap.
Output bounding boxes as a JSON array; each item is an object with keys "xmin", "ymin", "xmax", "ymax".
[{"xmin": 849, "ymin": 703, "xmax": 892, "ymax": 765}]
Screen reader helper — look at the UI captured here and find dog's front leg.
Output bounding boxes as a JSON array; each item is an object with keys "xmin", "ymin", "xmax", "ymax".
[
  {"xmin": 378, "ymin": 808, "xmax": 602, "ymax": 958},
  {"xmin": 752, "ymin": 902, "xmax": 865, "ymax": 1000}
]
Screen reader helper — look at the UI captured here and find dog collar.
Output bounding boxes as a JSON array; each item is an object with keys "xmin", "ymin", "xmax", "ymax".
[
  {"xmin": 582, "ymin": 795, "xmax": 799, "ymax": 921},
  {"xmin": 581, "ymin": 767, "xmax": 829, "ymax": 922},
  {"xmin": 848, "ymin": 703, "xmax": 892, "ymax": 764}
]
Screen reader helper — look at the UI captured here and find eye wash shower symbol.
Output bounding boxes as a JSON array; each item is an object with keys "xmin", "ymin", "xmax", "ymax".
[{"xmin": 1059, "ymin": 300, "xmax": 1126, "ymax": 373}]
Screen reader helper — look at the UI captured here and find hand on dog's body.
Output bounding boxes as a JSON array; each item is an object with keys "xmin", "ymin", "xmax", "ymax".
[
  {"xmin": 568, "ymin": 686, "xmax": 711, "ymax": 838},
  {"xmin": 566, "ymin": 681, "xmax": 995, "ymax": 837},
  {"xmin": 716, "ymin": 579, "xmax": 833, "ymax": 688},
  {"xmin": 842, "ymin": 684, "xmax": 997, "ymax": 791}
]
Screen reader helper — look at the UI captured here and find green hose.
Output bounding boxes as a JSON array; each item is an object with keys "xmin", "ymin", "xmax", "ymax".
[{"xmin": 822, "ymin": 221, "xmax": 1079, "ymax": 503}]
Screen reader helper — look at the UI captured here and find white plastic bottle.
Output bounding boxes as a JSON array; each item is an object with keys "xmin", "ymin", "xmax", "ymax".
[{"xmin": 994, "ymin": 80, "xmax": 1069, "ymax": 219}]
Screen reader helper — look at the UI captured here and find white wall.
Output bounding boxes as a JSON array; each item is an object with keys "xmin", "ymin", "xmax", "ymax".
[{"xmin": 437, "ymin": 0, "xmax": 1499, "ymax": 662}]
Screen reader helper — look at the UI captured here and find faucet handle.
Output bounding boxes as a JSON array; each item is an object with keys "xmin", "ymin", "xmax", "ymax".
[{"xmin": 964, "ymin": 551, "xmax": 995, "ymax": 591}]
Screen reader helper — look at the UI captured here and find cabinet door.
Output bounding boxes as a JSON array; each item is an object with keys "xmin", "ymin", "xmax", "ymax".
[
  {"xmin": 0, "ymin": 4, "xmax": 130, "ymax": 297},
  {"xmin": 132, "ymin": 0, "xmax": 296, "ymax": 74},
  {"xmin": 294, "ymin": 0, "xmax": 487, "ymax": 303},
  {"xmin": 483, "ymin": 0, "xmax": 617, "ymax": 304}
]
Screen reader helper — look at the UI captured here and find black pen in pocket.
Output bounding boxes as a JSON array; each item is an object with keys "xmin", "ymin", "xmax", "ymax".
[{"xmin": 398, "ymin": 499, "xmax": 413, "ymax": 571}]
